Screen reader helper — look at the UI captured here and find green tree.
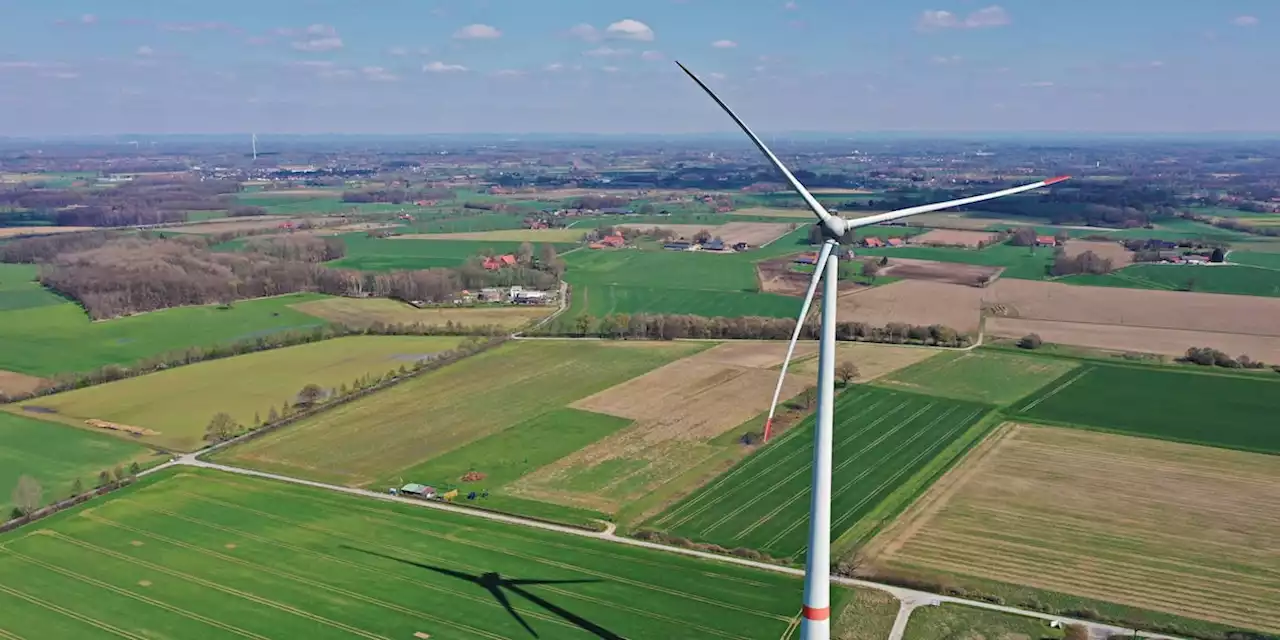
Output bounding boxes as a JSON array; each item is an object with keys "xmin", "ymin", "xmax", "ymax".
[
  {"xmin": 574, "ymin": 313, "xmax": 594, "ymax": 336},
  {"xmin": 296, "ymin": 383, "xmax": 326, "ymax": 406},
  {"xmin": 267, "ymin": 406, "xmax": 280, "ymax": 423},
  {"xmin": 253, "ymin": 411, "xmax": 262, "ymax": 427},
  {"xmin": 129, "ymin": 462, "xmax": 141, "ymax": 476},
  {"xmin": 97, "ymin": 470, "xmax": 113, "ymax": 487},
  {"xmin": 71, "ymin": 477, "xmax": 83, "ymax": 496}
]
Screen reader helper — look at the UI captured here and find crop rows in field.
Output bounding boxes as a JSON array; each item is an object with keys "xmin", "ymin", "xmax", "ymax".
[
  {"xmin": 0, "ymin": 469, "xmax": 830, "ymax": 640},
  {"xmin": 1013, "ymin": 364, "xmax": 1280, "ymax": 453},
  {"xmin": 649, "ymin": 387, "xmax": 990, "ymax": 558}
]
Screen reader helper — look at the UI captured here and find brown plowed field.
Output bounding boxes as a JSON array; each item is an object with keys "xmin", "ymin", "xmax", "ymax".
[
  {"xmin": 615, "ymin": 222, "xmax": 792, "ymax": 246},
  {"xmin": 986, "ymin": 317, "xmax": 1280, "ymax": 362},
  {"xmin": 0, "ymin": 369, "xmax": 47, "ymax": 396},
  {"xmin": 836, "ymin": 280, "xmax": 987, "ymax": 333},
  {"xmin": 757, "ymin": 256, "xmax": 870, "ymax": 297},
  {"xmin": 879, "ymin": 258, "xmax": 1003, "ymax": 286},
  {"xmin": 730, "ymin": 207, "xmax": 820, "ymax": 219},
  {"xmin": 789, "ymin": 342, "xmax": 941, "ymax": 381},
  {"xmin": 166, "ymin": 216, "xmax": 324, "ymax": 234},
  {"xmin": 509, "ymin": 341, "xmax": 816, "ymax": 512},
  {"xmin": 0, "ymin": 226, "xmax": 97, "ymax": 238},
  {"xmin": 912, "ymin": 229, "xmax": 1000, "ymax": 248},
  {"xmin": 1063, "ymin": 239, "xmax": 1134, "ymax": 267},
  {"xmin": 863, "ymin": 424, "xmax": 1280, "ymax": 633}
]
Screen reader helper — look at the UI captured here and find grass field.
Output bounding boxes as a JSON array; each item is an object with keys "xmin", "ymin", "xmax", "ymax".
[
  {"xmin": 647, "ymin": 386, "xmax": 992, "ymax": 558},
  {"xmin": 875, "ymin": 351, "xmax": 1080, "ymax": 406},
  {"xmin": 0, "ymin": 264, "xmax": 65, "ymax": 312},
  {"xmin": 0, "ymin": 413, "xmax": 155, "ymax": 513},
  {"xmin": 569, "ymin": 284, "xmax": 803, "ymax": 320},
  {"xmin": 217, "ymin": 340, "xmax": 703, "ymax": 490},
  {"xmin": 866, "ymin": 424, "xmax": 1280, "ymax": 634},
  {"xmin": 903, "ymin": 604, "xmax": 1064, "ymax": 640},
  {"xmin": 290, "ymin": 297, "xmax": 553, "ymax": 330},
  {"xmin": 1060, "ymin": 263, "xmax": 1280, "ymax": 297},
  {"xmin": 0, "ymin": 293, "xmax": 332, "ymax": 377},
  {"xmin": 1013, "ymin": 364, "xmax": 1280, "ymax": 453},
  {"xmin": 855, "ymin": 243, "xmax": 1055, "ymax": 280},
  {"xmin": 397, "ymin": 229, "xmax": 589, "ymax": 242},
  {"xmin": 23, "ymin": 336, "xmax": 467, "ymax": 452},
  {"xmin": 1230, "ymin": 251, "xmax": 1280, "ymax": 270},
  {"xmin": 0, "ymin": 468, "xmax": 903, "ymax": 640},
  {"xmin": 328, "ymin": 233, "xmax": 576, "ymax": 271}
]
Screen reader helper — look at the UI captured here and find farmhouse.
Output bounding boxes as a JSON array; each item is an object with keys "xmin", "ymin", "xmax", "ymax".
[
  {"xmin": 733, "ymin": 241, "xmax": 749, "ymax": 251},
  {"xmin": 482, "ymin": 254, "xmax": 517, "ymax": 270},
  {"xmin": 513, "ymin": 290, "xmax": 549, "ymax": 304},
  {"xmin": 399, "ymin": 483, "xmax": 436, "ymax": 498},
  {"xmin": 886, "ymin": 237, "xmax": 906, "ymax": 247},
  {"xmin": 794, "ymin": 252, "xmax": 819, "ymax": 265},
  {"xmin": 664, "ymin": 241, "xmax": 694, "ymax": 251},
  {"xmin": 702, "ymin": 238, "xmax": 726, "ymax": 251},
  {"xmin": 1035, "ymin": 235, "xmax": 1058, "ymax": 247},
  {"xmin": 863, "ymin": 237, "xmax": 885, "ymax": 248}
]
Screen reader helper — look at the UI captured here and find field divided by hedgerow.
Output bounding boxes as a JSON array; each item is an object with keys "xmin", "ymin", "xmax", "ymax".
[
  {"xmin": 648, "ymin": 386, "xmax": 991, "ymax": 558},
  {"xmin": 0, "ymin": 469, "xmax": 897, "ymax": 640},
  {"xmin": 1013, "ymin": 364, "xmax": 1280, "ymax": 453}
]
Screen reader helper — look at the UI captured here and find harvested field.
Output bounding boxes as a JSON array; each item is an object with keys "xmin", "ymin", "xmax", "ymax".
[
  {"xmin": 394, "ymin": 228, "xmax": 588, "ymax": 242},
  {"xmin": 791, "ymin": 341, "xmax": 942, "ymax": 382},
  {"xmin": 757, "ymin": 256, "xmax": 869, "ymax": 297},
  {"xmin": 911, "ymin": 229, "xmax": 999, "ymax": 248},
  {"xmin": 878, "ymin": 258, "xmax": 1003, "ymax": 287},
  {"xmin": 985, "ymin": 278, "xmax": 1280, "ymax": 336},
  {"xmin": 1063, "ymin": 239, "xmax": 1134, "ymax": 267},
  {"xmin": 510, "ymin": 342, "xmax": 817, "ymax": 513},
  {"xmin": 864, "ymin": 424, "xmax": 1280, "ymax": 634},
  {"xmin": 729, "ymin": 207, "xmax": 818, "ymax": 219},
  {"xmin": 836, "ymin": 280, "xmax": 987, "ymax": 334},
  {"xmin": 0, "ymin": 226, "xmax": 96, "ymax": 238},
  {"xmin": 292, "ymin": 297, "xmax": 552, "ymax": 331},
  {"xmin": 987, "ymin": 317, "xmax": 1280, "ymax": 363},
  {"xmin": 616, "ymin": 222, "xmax": 793, "ymax": 246},
  {"xmin": 0, "ymin": 369, "xmax": 46, "ymax": 396},
  {"xmin": 876, "ymin": 350, "xmax": 1079, "ymax": 406},
  {"xmin": 166, "ymin": 216, "xmax": 316, "ymax": 234},
  {"xmin": 809, "ymin": 188, "xmax": 876, "ymax": 194}
]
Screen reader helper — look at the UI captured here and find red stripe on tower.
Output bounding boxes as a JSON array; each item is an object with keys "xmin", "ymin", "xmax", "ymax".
[
  {"xmin": 1043, "ymin": 175, "xmax": 1071, "ymax": 185},
  {"xmin": 763, "ymin": 418, "xmax": 773, "ymax": 443},
  {"xmin": 802, "ymin": 605, "xmax": 830, "ymax": 621}
]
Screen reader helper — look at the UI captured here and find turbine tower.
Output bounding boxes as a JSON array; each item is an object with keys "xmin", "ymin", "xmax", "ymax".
[
  {"xmin": 675, "ymin": 61, "xmax": 1068, "ymax": 640},
  {"xmin": 251, "ymin": 133, "xmax": 258, "ymax": 160}
]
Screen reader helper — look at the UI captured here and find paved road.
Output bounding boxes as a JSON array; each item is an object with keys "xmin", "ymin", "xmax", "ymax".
[{"xmin": 163, "ymin": 456, "xmax": 1183, "ymax": 640}]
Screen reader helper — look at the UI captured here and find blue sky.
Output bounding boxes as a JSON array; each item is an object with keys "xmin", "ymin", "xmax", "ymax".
[{"xmin": 0, "ymin": 1, "xmax": 1273, "ymax": 135}]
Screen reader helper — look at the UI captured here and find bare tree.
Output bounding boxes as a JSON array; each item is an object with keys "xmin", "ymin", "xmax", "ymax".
[
  {"xmin": 205, "ymin": 412, "xmax": 238, "ymax": 443},
  {"xmin": 295, "ymin": 383, "xmax": 326, "ymax": 407},
  {"xmin": 11, "ymin": 475, "xmax": 43, "ymax": 516},
  {"xmin": 836, "ymin": 361, "xmax": 859, "ymax": 386}
]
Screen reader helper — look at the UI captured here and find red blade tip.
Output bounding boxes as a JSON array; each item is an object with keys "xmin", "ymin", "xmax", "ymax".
[{"xmin": 1043, "ymin": 175, "xmax": 1071, "ymax": 185}]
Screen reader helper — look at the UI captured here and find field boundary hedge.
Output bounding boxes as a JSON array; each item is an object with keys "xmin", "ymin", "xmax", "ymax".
[{"xmin": 1, "ymin": 476, "xmax": 136, "ymax": 534}]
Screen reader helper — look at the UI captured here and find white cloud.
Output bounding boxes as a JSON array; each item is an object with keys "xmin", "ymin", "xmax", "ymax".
[
  {"xmin": 918, "ymin": 5, "xmax": 1010, "ymax": 31},
  {"xmin": 492, "ymin": 69, "xmax": 523, "ymax": 77},
  {"xmin": 569, "ymin": 23, "xmax": 601, "ymax": 42},
  {"xmin": 584, "ymin": 46, "xmax": 630, "ymax": 57},
  {"xmin": 44, "ymin": 71, "xmax": 81, "ymax": 80},
  {"xmin": 305, "ymin": 24, "xmax": 337, "ymax": 36},
  {"xmin": 711, "ymin": 40, "xmax": 737, "ymax": 48},
  {"xmin": 605, "ymin": 19, "xmax": 654, "ymax": 41},
  {"xmin": 293, "ymin": 36, "xmax": 343, "ymax": 52},
  {"xmin": 709, "ymin": 72, "xmax": 726, "ymax": 80},
  {"xmin": 136, "ymin": 45, "xmax": 154, "ymax": 56},
  {"xmin": 0, "ymin": 61, "xmax": 65, "ymax": 70},
  {"xmin": 292, "ymin": 60, "xmax": 335, "ymax": 68},
  {"xmin": 1232, "ymin": 15, "xmax": 1259, "ymax": 27},
  {"xmin": 454, "ymin": 24, "xmax": 501, "ymax": 39},
  {"xmin": 424, "ymin": 61, "xmax": 467, "ymax": 73},
  {"xmin": 640, "ymin": 50, "xmax": 664, "ymax": 61},
  {"xmin": 388, "ymin": 46, "xmax": 409, "ymax": 56},
  {"xmin": 784, "ymin": 1, "xmax": 798, "ymax": 9},
  {"xmin": 544, "ymin": 62, "xmax": 564, "ymax": 71},
  {"xmin": 361, "ymin": 66, "xmax": 398, "ymax": 82}
]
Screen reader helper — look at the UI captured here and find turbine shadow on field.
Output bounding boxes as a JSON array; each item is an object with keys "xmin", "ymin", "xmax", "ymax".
[{"xmin": 341, "ymin": 546, "xmax": 622, "ymax": 639}]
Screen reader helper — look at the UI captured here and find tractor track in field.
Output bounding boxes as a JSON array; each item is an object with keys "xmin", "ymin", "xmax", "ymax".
[{"xmin": 117, "ymin": 453, "xmax": 1192, "ymax": 640}]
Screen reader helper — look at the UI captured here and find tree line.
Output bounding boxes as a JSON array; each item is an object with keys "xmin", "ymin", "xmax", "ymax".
[
  {"xmin": 340, "ymin": 187, "xmax": 456, "ymax": 203},
  {"xmin": 0, "ymin": 178, "xmax": 242, "ymax": 227},
  {"xmin": 541, "ymin": 311, "xmax": 972, "ymax": 347}
]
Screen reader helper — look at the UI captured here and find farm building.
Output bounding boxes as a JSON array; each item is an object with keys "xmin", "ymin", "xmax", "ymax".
[
  {"xmin": 863, "ymin": 237, "xmax": 885, "ymax": 248},
  {"xmin": 794, "ymin": 252, "xmax": 819, "ymax": 265},
  {"xmin": 733, "ymin": 242, "xmax": 749, "ymax": 251},
  {"xmin": 664, "ymin": 241, "xmax": 694, "ymax": 251},
  {"xmin": 886, "ymin": 237, "xmax": 906, "ymax": 247},
  {"xmin": 513, "ymin": 290, "xmax": 549, "ymax": 304},
  {"xmin": 600, "ymin": 235, "xmax": 625, "ymax": 248},
  {"xmin": 482, "ymin": 254, "xmax": 518, "ymax": 270},
  {"xmin": 600, "ymin": 207, "xmax": 635, "ymax": 215},
  {"xmin": 479, "ymin": 287, "xmax": 503, "ymax": 301},
  {"xmin": 399, "ymin": 483, "xmax": 436, "ymax": 498},
  {"xmin": 702, "ymin": 238, "xmax": 726, "ymax": 251},
  {"xmin": 1035, "ymin": 235, "xmax": 1058, "ymax": 247}
]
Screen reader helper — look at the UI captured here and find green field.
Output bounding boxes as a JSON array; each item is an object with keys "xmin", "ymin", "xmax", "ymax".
[
  {"xmin": 0, "ymin": 468, "xmax": 900, "ymax": 639},
  {"xmin": 1013, "ymin": 364, "xmax": 1280, "ymax": 453},
  {"xmin": 24, "ymin": 336, "xmax": 467, "ymax": 452},
  {"xmin": 1060, "ymin": 263, "xmax": 1280, "ymax": 297},
  {"xmin": 855, "ymin": 243, "xmax": 1056, "ymax": 280},
  {"xmin": 875, "ymin": 351, "xmax": 1080, "ymax": 406},
  {"xmin": 329, "ymin": 233, "xmax": 576, "ymax": 271},
  {"xmin": 570, "ymin": 284, "xmax": 803, "ymax": 320},
  {"xmin": 903, "ymin": 604, "xmax": 1064, "ymax": 640},
  {"xmin": 0, "ymin": 293, "xmax": 332, "ymax": 377},
  {"xmin": 1230, "ymin": 251, "xmax": 1280, "ymax": 270},
  {"xmin": 0, "ymin": 264, "xmax": 65, "ymax": 312},
  {"xmin": 217, "ymin": 340, "xmax": 703, "ymax": 491},
  {"xmin": 0, "ymin": 413, "xmax": 155, "ymax": 513},
  {"xmin": 648, "ymin": 387, "xmax": 991, "ymax": 558}
]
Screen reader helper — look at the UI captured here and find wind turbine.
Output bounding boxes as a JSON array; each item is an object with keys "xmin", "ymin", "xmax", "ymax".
[{"xmin": 675, "ymin": 61, "xmax": 1068, "ymax": 640}]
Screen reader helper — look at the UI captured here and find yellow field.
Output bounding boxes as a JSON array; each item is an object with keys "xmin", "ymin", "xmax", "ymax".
[
  {"xmin": 23, "ymin": 335, "xmax": 468, "ymax": 451},
  {"xmin": 791, "ymin": 341, "xmax": 942, "ymax": 381},
  {"xmin": 730, "ymin": 207, "xmax": 817, "ymax": 219},
  {"xmin": 291, "ymin": 297, "xmax": 552, "ymax": 330},
  {"xmin": 864, "ymin": 424, "xmax": 1280, "ymax": 633},
  {"xmin": 0, "ymin": 226, "xmax": 97, "ymax": 238},
  {"xmin": 393, "ymin": 229, "xmax": 588, "ymax": 242},
  {"xmin": 0, "ymin": 369, "xmax": 47, "ymax": 396}
]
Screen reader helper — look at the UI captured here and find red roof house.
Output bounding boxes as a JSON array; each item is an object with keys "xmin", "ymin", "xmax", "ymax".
[
  {"xmin": 863, "ymin": 237, "xmax": 885, "ymax": 248},
  {"xmin": 1035, "ymin": 235, "xmax": 1057, "ymax": 246},
  {"xmin": 482, "ymin": 254, "xmax": 518, "ymax": 270},
  {"xmin": 886, "ymin": 237, "xmax": 905, "ymax": 247},
  {"xmin": 601, "ymin": 235, "xmax": 626, "ymax": 248}
]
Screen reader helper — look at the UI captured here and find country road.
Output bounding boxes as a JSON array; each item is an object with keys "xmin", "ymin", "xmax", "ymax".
[{"xmin": 140, "ymin": 454, "xmax": 1186, "ymax": 640}]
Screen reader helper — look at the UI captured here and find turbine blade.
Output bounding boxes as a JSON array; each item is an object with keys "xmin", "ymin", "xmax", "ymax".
[
  {"xmin": 843, "ymin": 176, "xmax": 1071, "ymax": 229},
  {"xmin": 676, "ymin": 61, "xmax": 833, "ymax": 227},
  {"xmin": 762, "ymin": 240, "xmax": 835, "ymax": 443}
]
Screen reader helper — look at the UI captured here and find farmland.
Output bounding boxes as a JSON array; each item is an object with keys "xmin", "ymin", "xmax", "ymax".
[
  {"xmin": 1061, "ymin": 263, "xmax": 1280, "ymax": 297},
  {"xmin": 0, "ymin": 412, "xmax": 154, "ymax": 513},
  {"xmin": 22, "ymin": 335, "xmax": 469, "ymax": 452},
  {"xmin": 837, "ymin": 280, "xmax": 986, "ymax": 334},
  {"xmin": 0, "ymin": 468, "xmax": 900, "ymax": 639},
  {"xmin": 289, "ymin": 297, "xmax": 553, "ymax": 331},
  {"xmin": 0, "ymin": 263, "xmax": 64, "ymax": 312},
  {"xmin": 910, "ymin": 229, "xmax": 999, "ymax": 248},
  {"xmin": 865, "ymin": 425, "xmax": 1280, "ymax": 634},
  {"xmin": 614, "ymin": 222, "xmax": 794, "ymax": 246},
  {"xmin": 166, "ymin": 216, "xmax": 314, "ymax": 234},
  {"xmin": 217, "ymin": 340, "xmax": 703, "ymax": 489},
  {"xmin": 903, "ymin": 604, "xmax": 1065, "ymax": 640},
  {"xmin": 790, "ymin": 342, "xmax": 941, "ymax": 382},
  {"xmin": 647, "ymin": 386, "xmax": 992, "ymax": 558},
  {"xmin": 0, "ymin": 226, "xmax": 97, "ymax": 238},
  {"xmin": 855, "ymin": 243, "xmax": 1055, "ymax": 280},
  {"xmin": 1013, "ymin": 364, "xmax": 1280, "ymax": 453},
  {"xmin": 985, "ymin": 317, "xmax": 1280, "ymax": 363},
  {"xmin": 0, "ymin": 292, "xmax": 332, "ymax": 377},
  {"xmin": 1061, "ymin": 239, "xmax": 1134, "ymax": 267},
  {"xmin": 328, "ymin": 233, "xmax": 576, "ymax": 271},
  {"xmin": 395, "ymin": 228, "xmax": 589, "ymax": 242},
  {"xmin": 569, "ymin": 283, "xmax": 802, "ymax": 320},
  {"xmin": 876, "ymin": 258, "xmax": 1002, "ymax": 287},
  {"xmin": 508, "ymin": 342, "xmax": 819, "ymax": 517},
  {"xmin": 876, "ymin": 351, "xmax": 1080, "ymax": 406}
]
